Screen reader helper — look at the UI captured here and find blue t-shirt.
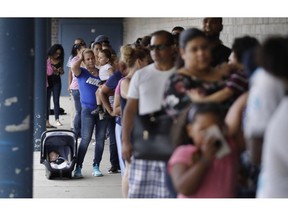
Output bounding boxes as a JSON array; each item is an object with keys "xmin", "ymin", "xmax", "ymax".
[
  {"xmin": 104, "ymin": 70, "xmax": 123, "ymax": 125},
  {"xmin": 77, "ymin": 68, "xmax": 101, "ymax": 110},
  {"xmin": 105, "ymin": 70, "xmax": 123, "ymax": 91}
]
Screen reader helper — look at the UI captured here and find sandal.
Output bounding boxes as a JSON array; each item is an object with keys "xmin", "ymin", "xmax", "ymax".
[{"xmin": 46, "ymin": 123, "xmax": 57, "ymax": 129}]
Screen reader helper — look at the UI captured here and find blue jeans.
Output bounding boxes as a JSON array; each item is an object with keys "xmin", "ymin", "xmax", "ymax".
[
  {"xmin": 105, "ymin": 117, "xmax": 119, "ymax": 168},
  {"xmin": 47, "ymin": 80, "xmax": 61, "ymax": 120},
  {"xmin": 71, "ymin": 89, "xmax": 81, "ymax": 137},
  {"xmin": 76, "ymin": 107, "xmax": 109, "ymax": 168}
]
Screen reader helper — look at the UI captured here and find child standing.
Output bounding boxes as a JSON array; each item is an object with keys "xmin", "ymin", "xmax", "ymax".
[
  {"xmin": 91, "ymin": 49, "xmax": 114, "ymax": 118},
  {"xmin": 168, "ymin": 103, "xmax": 238, "ymax": 198}
]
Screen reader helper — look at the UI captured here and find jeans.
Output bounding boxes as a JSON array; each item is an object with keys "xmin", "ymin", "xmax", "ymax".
[
  {"xmin": 71, "ymin": 89, "xmax": 81, "ymax": 137},
  {"xmin": 106, "ymin": 117, "xmax": 119, "ymax": 168},
  {"xmin": 47, "ymin": 80, "xmax": 61, "ymax": 120},
  {"xmin": 76, "ymin": 107, "xmax": 109, "ymax": 168},
  {"xmin": 93, "ymin": 116, "xmax": 119, "ymax": 168}
]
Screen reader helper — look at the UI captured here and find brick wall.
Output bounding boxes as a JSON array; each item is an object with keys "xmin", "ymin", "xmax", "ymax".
[
  {"xmin": 123, "ymin": 18, "xmax": 288, "ymax": 48},
  {"xmin": 51, "ymin": 18, "xmax": 59, "ymax": 45},
  {"xmin": 51, "ymin": 18, "xmax": 288, "ymax": 49}
]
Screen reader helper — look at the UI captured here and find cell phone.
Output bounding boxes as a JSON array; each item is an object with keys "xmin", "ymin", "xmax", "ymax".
[{"xmin": 205, "ymin": 125, "xmax": 231, "ymax": 159}]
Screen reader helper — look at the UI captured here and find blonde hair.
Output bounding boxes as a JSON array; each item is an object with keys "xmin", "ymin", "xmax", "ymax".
[
  {"xmin": 120, "ymin": 44, "xmax": 151, "ymax": 68},
  {"xmin": 82, "ymin": 48, "xmax": 95, "ymax": 58}
]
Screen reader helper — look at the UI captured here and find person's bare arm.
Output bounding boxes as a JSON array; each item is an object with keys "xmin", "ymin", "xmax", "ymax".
[
  {"xmin": 113, "ymin": 92, "xmax": 121, "ymax": 116},
  {"xmin": 171, "ymin": 160, "xmax": 210, "ymax": 196},
  {"xmin": 68, "ymin": 69, "xmax": 73, "ymax": 91},
  {"xmin": 108, "ymin": 68, "xmax": 114, "ymax": 76},
  {"xmin": 121, "ymin": 98, "xmax": 138, "ymax": 163},
  {"xmin": 225, "ymin": 92, "xmax": 248, "ymax": 136},
  {"xmin": 99, "ymin": 84, "xmax": 115, "ymax": 116},
  {"xmin": 225, "ymin": 92, "xmax": 248, "ymax": 154},
  {"xmin": 188, "ymin": 87, "xmax": 234, "ymax": 103},
  {"xmin": 170, "ymin": 137, "xmax": 217, "ymax": 196},
  {"xmin": 71, "ymin": 56, "xmax": 83, "ymax": 77}
]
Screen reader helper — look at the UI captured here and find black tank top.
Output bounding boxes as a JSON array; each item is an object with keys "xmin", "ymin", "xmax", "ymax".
[{"xmin": 48, "ymin": 62, "xmax": 62, "ymax": 87}]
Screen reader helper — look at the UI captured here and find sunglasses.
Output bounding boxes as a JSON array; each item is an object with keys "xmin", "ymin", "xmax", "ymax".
[{"xmin": 149, "ymin": 44, "xmax": 172, "ymax": 51}]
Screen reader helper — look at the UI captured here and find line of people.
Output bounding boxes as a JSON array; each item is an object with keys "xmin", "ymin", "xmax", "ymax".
[{"xmin": 46, "ymin": 17, "xmax": 288, "ymax": 198}]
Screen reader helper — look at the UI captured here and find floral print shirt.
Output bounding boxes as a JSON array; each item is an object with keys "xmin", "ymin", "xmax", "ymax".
[{"xmin": 162, "ymin": 73, "xmax": 226, "ymax": 116}]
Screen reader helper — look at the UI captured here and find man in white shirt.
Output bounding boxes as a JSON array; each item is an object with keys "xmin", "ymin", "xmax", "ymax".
[
  {"xmin": 244, "ymin": 67, "xmax": 285, "ymax": 165},
  {"xmin": 122, "ymin": 30, "xmax": 176, "ymax": 198},
  {"xmin": 252, "ymin": 36, "xmax": 288, "ymax": 197}
]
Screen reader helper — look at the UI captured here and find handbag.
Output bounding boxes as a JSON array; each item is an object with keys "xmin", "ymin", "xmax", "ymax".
[{"xmin": 132, "ymin": 110, "xmax": 174, "ymax": 161}]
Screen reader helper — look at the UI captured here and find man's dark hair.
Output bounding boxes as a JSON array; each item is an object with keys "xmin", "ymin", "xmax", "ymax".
[
  {"xmin": 232, "ymin": 36, "xmax": 260, "ymax": 63},
  {"xmin": 260, "ymin": 36, "xmax": 288, "ymax": 79},
  {"xmin": 151, "ymin": 30, "xmax": 174, "ymax": 46},
  {"xmin": 172, "ymin": 26, "xmax": 185, "ymax": 33}
]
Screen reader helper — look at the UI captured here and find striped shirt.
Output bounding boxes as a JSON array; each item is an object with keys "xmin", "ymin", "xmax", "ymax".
[{"xmin": 226, "ymin": 71, "xmax": 248, "ymax": 96}]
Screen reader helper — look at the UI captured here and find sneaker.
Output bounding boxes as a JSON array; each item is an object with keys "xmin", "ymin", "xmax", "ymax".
[
  {"xmin": 108, "ymin": 166, "xmax": 120, "ymax": 174},
  {"xmin": 46, "ymin": 122, "xmax": 56, "ymax": 129},
  {"xmin": 55, "ymin": 119, "xmax": 63, "ymax": 126},
  {"xmin": 92, "ymin": 164, "xmax": 103, "ymax": 177},
  {"xmin": 73, "ymin": 166, "xmax": 83, "ymax": 179}
]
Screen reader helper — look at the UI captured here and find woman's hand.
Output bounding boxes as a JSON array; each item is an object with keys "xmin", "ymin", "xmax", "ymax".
[
  {"xmin": 187, "ymin": 89, "xmax": 206, "ymax": 102},
  {"xmin": 79, "ymin": 49, "xmax": 85, "ymax": 61},
  {"xmin": 58, "ymin": 67, "xmax": 64, "ymax": 75},
  {"xmin": 216, "ymin": 62, "xmax": 244, "ymax": 77},
  {"xmin": 200, "ymin": 135, "xmax": 218, "ymax": 161}
]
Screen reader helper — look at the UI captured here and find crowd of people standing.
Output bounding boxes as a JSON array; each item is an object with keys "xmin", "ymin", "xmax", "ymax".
[{"xmin": 45, "ymin": 17, "xmax": 288, "ymax": 198}]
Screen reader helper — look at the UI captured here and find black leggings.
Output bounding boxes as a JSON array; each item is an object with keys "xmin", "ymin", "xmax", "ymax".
[{"xmin": 47, "ymin": 80, "xmax": 62, "ymax": 120}]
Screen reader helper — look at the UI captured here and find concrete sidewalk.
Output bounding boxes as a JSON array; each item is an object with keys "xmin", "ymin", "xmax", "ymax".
[{"xmin": 33, "ymin": 96, "xmax": 122, "ymax": 198}]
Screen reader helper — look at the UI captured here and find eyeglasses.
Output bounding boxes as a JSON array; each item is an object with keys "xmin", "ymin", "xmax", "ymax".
[{"xmin": 149, "ymin": 44, "xmax": 172, "ymax": 51}]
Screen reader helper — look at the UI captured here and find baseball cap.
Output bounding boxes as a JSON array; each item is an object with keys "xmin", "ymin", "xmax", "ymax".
[{"xmin": 94, "ymin": 35, "xmax": 109, "ymax": 43}]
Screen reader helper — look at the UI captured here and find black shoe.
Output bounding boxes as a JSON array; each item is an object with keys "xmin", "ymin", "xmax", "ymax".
[
  {"xmin": 104, "ymin": 112, "xmax": 111, "ymax": 119},
  {"xmin": 91, "ymin": 108, "xmax": 100, "ymax": 115},
  {"xmin": 108, "ymin": 166, "xmax": 120, "ymax": 174},
  {"xmin": 91, "ymin": 106, "xmax": 104, "ymax": 115}
]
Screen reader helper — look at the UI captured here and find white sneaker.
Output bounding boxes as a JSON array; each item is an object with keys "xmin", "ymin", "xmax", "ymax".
[{"xmin": 55, "ymin": 119, "xmax": 63, "ymax": 126}]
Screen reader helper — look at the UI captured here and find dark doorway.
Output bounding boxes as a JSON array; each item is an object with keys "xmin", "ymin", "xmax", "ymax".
[{"xmin": 58, "ymin": 18, "xmax": 123, "ymax": 96}]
